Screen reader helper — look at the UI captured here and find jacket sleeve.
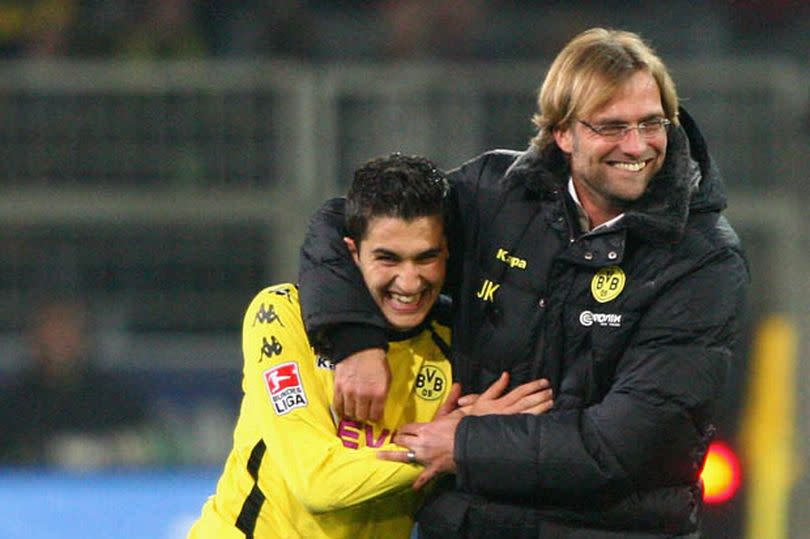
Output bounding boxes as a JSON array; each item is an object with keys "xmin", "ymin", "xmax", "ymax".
[
  {"xmin": 244, "ymin": 286, "xmax": 422, "ymax": 513},
  {"xmin": 297, "ymin": 157, "xmax": 485, "ymax": 360},
  {"xmin": 454, "ymin": 247, "xmax": 748, "ymax": 503},
  {"xmin": 297, "ymin": 197, "xmax": 389, "ymax": 359}
]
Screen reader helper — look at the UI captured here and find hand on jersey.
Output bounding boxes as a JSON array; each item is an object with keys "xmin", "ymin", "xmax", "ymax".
[
  {"xmin": 333, "ymin": 348, "xmax": 391, "ymax": 422},
  {"xmin": 378, "ymin": 371, "xmax": 553, "ymax": 489}
]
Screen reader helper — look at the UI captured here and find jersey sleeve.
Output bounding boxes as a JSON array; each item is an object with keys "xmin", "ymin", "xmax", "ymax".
[{"xmin": 242, "ymin": 285, "xmax": 422, "ymax": 514}]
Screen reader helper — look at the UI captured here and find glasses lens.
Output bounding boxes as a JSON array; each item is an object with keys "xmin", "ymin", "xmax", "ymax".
[
  {"xmin": 598, "ymin": 125, "xmax": 625, "ymax": 138},
  {"xmin": 638, "ymin": 119, "xmax": 668, "ymax": 137},
  {"xmin": 582, "ymin": 119, "xmax": 669, "ymax": 140}
]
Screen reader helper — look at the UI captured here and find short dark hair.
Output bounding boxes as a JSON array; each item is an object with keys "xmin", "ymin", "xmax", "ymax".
[{"xmin": 345, "ymin": 153, "xmax": 450, "ymax": 243}]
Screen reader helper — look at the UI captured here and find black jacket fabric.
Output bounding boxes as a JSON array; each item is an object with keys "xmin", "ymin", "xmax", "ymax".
[{"xmin": 298, "ymin": 108, "xmax": 748, "ymax": 537}]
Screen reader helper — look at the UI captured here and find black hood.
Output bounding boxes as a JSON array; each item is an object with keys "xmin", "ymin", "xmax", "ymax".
[{"xmin": 503, "ymin": 107, "xmax": 728, "ymax": 244}]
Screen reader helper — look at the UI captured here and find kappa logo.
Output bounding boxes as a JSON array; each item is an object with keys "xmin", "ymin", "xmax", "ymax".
[
  {"xmin": 579, "ymin": 310, "xmax": 622, "ymax": 327},
  {"xmin": 260, "ymin": 336, "xmax": 283, "ymax": 361},
  {"xmin": 264, "ymin": 362, "xmax": 308, "ymax": 415},
  {"xmin": 496, "ymin": 248, "xmax": 527, "ymax": 270},
  {"xmin": 253, "ymin": 303, "xmax": 285, "ymax": 327},
  {"xmin": 316, "ymin": 355, "xmax": 335, "ymax": 370},
  {"xmin": 591, "ymin": 266, "xmax": 626, "ymax": 303},
  {"xmin": 415, "ymin": 364, "xmax": 447, "ymax": 401}
]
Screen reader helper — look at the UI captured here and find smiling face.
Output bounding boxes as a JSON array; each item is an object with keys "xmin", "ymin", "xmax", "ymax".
[
  {"xmin": 345, "ymin": 214, "xmax": 447, "ymax": 331},
  {"xmin": 554, "ymin": 70, "xmax": 668, "ymax": 227}
]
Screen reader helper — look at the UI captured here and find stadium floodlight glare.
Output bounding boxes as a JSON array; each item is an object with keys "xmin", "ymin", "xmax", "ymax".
[{"xmin": 701, "ymin": 441, "xmax": 742, "ymax": 504}]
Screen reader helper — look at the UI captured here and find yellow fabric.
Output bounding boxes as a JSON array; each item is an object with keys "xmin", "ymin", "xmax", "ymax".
[
  {"xmin": 741, "ymin": 315, "xmax": 799, "ymax": 539},
  {"xmin": 189, "ymin": 284, "xmax": 452, "ymax": 539}
]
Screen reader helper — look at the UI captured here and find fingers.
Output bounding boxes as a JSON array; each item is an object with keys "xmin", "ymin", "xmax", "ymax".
[
  {"xmin": 507, "ymin": 388, "xmax": 554, "ymax": 414},
  {"xmin": 391, "ymin": 422, "xmax": 421, "ymax": 445},
  {"xmin": 369, "ymin": 394, "xmax": 386, "ymax": 423},
  {"xmin": 332, "ymin": 386, "xmax": 346, "ymax": 418},
  {"xmin": 333, "ymin": 382, "xmax": 363, "ymax": 420},
  {"xmin": 349, "ymin": 390, "xmax": 385, "ymax": 422},
  {"xmin": 362, "ymin": 382, "xmax": 389, "ymax": 422},
  {"xmin": 456, "ymin": 403, "xmax": 474, "ymax": 416},
  {"xmin": 456, "ymin": 393, "xmax": 479, "ymax": 407},
  {"xmin": 355, "ymin": 397, "xmax": 371, "ymax": 424},
  {"xmin": 436, "ymin": 383, "xmax": 462, "ymax": 417},
  {"xmin": 523, "ymin": 396, "xmax": 555, "ymax": 415},
  {"xmin": 501, "ymin": 378, "xmax": 551, "ymax": 406},
  {"xmin": 333, "ymin": 349, "xmax": 391, "ymax": 421},
  {"xmin": 377, "ymin": 450, "xmax": 412, "ymax": 463},
  {"xmin": 479, "ymin": 371, "xmax": 510, "ymax": 400},
  {"xmin": 462, "ymin": 377, "xmax": 553, "ymax": 416},
  {"xmin": 413, "ymin": 463, "xmax": 441, "ymax": 490},
  {"xmin": 334, "ymin": 385, "xmax": 369, "ymax": 421}
]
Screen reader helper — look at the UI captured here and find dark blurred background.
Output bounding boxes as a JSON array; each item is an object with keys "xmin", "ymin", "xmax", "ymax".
[{"xmin": 0, "ymin": 1, "xmax": 807, "ymax": 538}]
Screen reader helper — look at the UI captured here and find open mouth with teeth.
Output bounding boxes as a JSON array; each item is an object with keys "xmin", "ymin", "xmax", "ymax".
[
  {"xmin": 387, "ymin": 290, "xmax": 428, "ymax": 312},
  {"xmin": 610, "ymin": 160, "xmax": 650, "ymax": 172}
]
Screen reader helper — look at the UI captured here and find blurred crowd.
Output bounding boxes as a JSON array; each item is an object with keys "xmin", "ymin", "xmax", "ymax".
[
  {"xmin": 0, "ymin": 297, "xmax": 237, "ymax": 469},
  {"xmin": 0, "ymin": 0, "xmax": 806, "ymax": 61},
  {"xmin": 0, "ymin": 298, "xmax": 156, "ymax": 467}
]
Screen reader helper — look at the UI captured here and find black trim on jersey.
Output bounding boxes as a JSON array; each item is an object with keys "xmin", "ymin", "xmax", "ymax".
[
  {"xmin": 429, "ymin": 326, "xmax": 451, "ymax": 360},
  {"xmin": 386, "ymin": 319, "xmax": 430, "ymax": 342},
  {"xmin": 246, "ymin": 439, "xmax": 266, "ymax": 481},
  {"xmin": 235, "ymin": 439, "xmax": 267, "ymax": 538}
]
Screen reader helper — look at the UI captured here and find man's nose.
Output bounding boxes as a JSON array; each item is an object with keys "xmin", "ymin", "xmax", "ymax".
[
  {"xmin": 618, "ymin": 127, "xmax": 648, "ymax": 154},
  {"xmin": 396, "ymin": 263, "xmax": 422, "ymax": 291}
]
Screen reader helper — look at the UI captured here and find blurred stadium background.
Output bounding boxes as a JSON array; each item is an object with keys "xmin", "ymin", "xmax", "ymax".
[{"xmin": 0, "ymin": 1, "xmax": 807, "ymax": 538}]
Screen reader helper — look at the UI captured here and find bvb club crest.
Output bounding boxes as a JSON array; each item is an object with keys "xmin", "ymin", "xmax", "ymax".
[{"xmin": 591, "ymin": 266, "xmax": 626, "ymax": 303}]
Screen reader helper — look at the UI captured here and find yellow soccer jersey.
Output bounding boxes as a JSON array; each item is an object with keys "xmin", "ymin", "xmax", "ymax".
[{"xmin": 189, "ymin": 284, "xmax": 451, "ymax": 539}]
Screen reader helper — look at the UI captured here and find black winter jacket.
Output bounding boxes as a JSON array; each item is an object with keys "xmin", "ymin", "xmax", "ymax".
[{"xmin": 298, "ymin": 108, "xmax": 749, "ymax": 538}]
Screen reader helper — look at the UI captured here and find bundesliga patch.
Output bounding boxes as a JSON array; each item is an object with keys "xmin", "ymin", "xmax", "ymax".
[
  {"xmin": 264, "ymin": 362, "xmax": 308, "ymax": 415},
  {"xmin": 591, "ymin": 266, "xmax": 626, "ymax": 303}
]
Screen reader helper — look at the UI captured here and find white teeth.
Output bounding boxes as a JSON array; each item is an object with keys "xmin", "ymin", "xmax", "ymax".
[
  {"xmin": 613, "ymin": 161, "xmax": 647, "ymax": 172},
  {"xmin": 391, "ymin": 292, "xmax": 419, "ymax": 304}
]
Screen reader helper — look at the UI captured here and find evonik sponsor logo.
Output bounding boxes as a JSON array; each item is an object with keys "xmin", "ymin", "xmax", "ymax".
[
  {"xmin": 579, "ymin": 310, "xmax": 622, "ymax": 327},
  {"xmin": 337, "ymin": 419, "xmax": 391, "ymax": 449}
]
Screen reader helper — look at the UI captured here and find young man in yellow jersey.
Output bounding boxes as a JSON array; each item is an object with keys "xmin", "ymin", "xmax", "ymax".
[{"xmin": 188, "ymin": 153, "xmax": 553, "ymax": 539}]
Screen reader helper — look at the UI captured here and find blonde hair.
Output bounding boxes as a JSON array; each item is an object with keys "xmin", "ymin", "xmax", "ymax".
[{"xmin": 531, "ymin": 28, "xmax": 679, "ymax": 151}]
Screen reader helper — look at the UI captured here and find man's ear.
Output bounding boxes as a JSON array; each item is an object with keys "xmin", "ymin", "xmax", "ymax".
[
  {"xmin": 344, "ymin": 236, "xmax": 361, "ymax": 265},
  {"xmin": 553, "ymin": 125, "xmax": 573, "ymax": 154}
]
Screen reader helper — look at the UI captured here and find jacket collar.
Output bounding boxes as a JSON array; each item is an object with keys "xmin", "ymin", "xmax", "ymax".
[{"xmin": 503, "ymin": 107, "xmax": 727, "ymax": 245}]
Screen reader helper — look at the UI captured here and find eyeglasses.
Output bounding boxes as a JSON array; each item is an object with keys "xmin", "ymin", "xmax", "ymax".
[{"xmin": 578, "ymin": 118, "xmax": 671, "ymax": 141}]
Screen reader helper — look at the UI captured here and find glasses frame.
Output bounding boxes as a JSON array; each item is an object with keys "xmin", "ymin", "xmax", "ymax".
[{"xmin": 577, "ymin": 118, "xmax": 672, "ymax": 140}]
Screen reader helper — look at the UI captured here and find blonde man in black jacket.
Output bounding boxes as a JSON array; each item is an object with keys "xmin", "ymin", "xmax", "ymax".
[{"xmin": 298, "ymin": 28, "xmax": 748, "ymax": 538}]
